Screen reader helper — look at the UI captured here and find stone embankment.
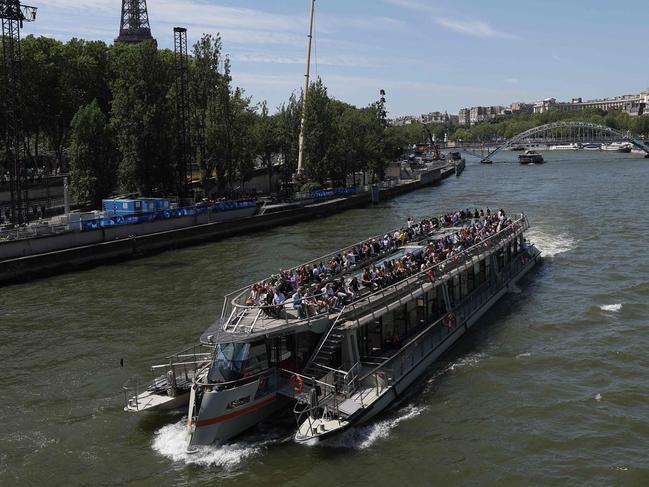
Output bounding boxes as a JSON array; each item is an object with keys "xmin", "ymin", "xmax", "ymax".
[{"xmin": 0, "ymin": 165, "xmax": 455, "ymax": 284}]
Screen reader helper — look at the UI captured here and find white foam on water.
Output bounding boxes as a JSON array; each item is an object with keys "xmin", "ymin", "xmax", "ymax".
[
  {"xmin": 320, "ymin": 404, "xmax": 426, "ymax": 450},
  {"xmin": 600, "ymin": 303, "xmax": 622, "ymax": 312},
  {"xmin": 527, "ymin": 229, "xmax": 577, "ymax": 258},
  {"xmin": 516, "ymin": 352, "xmax": 532, "ymax": 359},
  {"xmin": 448, "ymin": 352, "xmax": 484, "ymax": 372},
  {"xmin": 152, "ymin": 421, "xmax": 266, "ymax": 470}
]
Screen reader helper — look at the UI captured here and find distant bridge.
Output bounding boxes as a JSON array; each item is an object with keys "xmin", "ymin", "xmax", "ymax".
[{"xmin": 480, "ymin": 121, "xmax": 649, "ymax": 162}]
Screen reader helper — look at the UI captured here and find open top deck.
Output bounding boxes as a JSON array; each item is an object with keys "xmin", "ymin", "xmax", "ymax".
[{"xmin": 201, "ymin": 212, "xmax": 529, "ymax": 344}]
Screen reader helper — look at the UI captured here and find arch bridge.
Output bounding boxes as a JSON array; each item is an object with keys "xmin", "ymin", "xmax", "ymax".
[{"xmin": 481, "ymin": 121, "xmax": 649, "ymax": 162}]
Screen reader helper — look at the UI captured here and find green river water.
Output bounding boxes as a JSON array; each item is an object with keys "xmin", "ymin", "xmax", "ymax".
[{"xmin": 2, "ymin": 151, "xmax": 649, "ymax": 486}]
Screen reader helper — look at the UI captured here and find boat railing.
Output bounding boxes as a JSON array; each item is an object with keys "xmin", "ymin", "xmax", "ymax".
[
  {"xmin": 222, "ymin": 288, "xmax": 340, "ymax": 334},
  {"xmin": 220, "ymin": 215, "xmax": 528, "ymax": 334},
  {"xmin": 342, "ymin": 216, "xmax": 528, "ymax": 320},
  {"xmin": 286, "ymin": 362, "xmax": 361, "ymax": 430},
  {"xmin": 193, "ymin": 367, "xmax": 271, "ymax": 389},
  {"xmin": 302, "ymin": 306, "xmax": 348, "ymax": 373},
  {"xmin": 164, "ymin": 343, "xmax": 214, "ymax": 363},
  {"xmin": 219, "ymin": 214, "xmax": 481, "ymax": 322}
]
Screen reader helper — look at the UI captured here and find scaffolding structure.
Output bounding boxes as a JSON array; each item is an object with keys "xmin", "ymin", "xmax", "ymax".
[
  {"xmin": 173, "ymin": 27, "xmax": 191, "ymax": 198},
  {"xmin": 1, "ymin": 0, "xmax": 36, "ymax": 225}
]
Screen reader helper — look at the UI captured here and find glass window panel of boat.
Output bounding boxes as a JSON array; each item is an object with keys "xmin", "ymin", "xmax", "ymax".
[
  {"xmin": 382, "ymin": 312, "xmax": 395, "ymax": 341},
  {"xmin": 208, "ymin": 342, "xmax": 250, "ymax": 382},
  {"xmin": 295, "ymin": 331, "xmax": 320, "ymax": 366},
  {"xmin": 467, "ymin": 266, "xmax": 475, "ymax": 293},
  {"xmin": 426, "ymin": 291, "xmax": 436, "ymax": 321},
  {"xmin": 243, "ymin": 341, "xmax": 269, "ymax": 376},
  {"xmin": 394, "ymin": 306, "xmax": 407, "ymax": 339},
  {"xmin": 409, "ymin": 303, "xmax": 420, "ymax": 331}
]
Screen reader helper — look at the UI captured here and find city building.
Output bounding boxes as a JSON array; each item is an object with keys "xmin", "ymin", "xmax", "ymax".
[
  {"xmin": 510, "ymin": 102, "xmax": 533, "ymax": 114},
  {"xmin": 533, "ymin": 90, "xmax": 649, "ymax": 116},
  {"xmin": 463, "ymin": 106, "xmax": 505, "ymax": 125},
  {"xmin": 458, "ymin": 108, "xmax": 470, "ymax": 126}
]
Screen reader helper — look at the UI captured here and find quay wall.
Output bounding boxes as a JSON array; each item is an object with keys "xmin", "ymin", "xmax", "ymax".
[{"xmin": 0, "ymin": 167, "xmax": 453, "ymax": 285}]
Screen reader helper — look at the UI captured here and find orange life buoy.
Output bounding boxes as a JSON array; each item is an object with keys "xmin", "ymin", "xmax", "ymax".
[{"xmin": 290, "ymin": 374, "xmax": 304, "ymax": 394}]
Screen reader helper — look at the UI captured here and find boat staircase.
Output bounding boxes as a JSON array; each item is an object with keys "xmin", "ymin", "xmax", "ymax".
[{"xmin": 302, "ymin": 309, "xmax": 348, "ymax": 380}]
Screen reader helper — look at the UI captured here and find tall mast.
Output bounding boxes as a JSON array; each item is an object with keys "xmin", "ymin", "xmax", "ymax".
[{"xmin": 296, "ymin": 0, "xmax": 315, "ymax": 177}]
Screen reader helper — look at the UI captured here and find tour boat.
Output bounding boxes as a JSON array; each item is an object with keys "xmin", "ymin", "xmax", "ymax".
[
  {"xmin": 518, "ymin": 150, "xmax": 544, "ymax": 164},
  {"xmin": 160, "ymin": 210, "xmax": 541, "ymax": 448},
  {"xmin": 601, "ymin": 142, "xmax": 632, "ymax": 153},
  {"xmin": 549, "ymin": 143, "xmax": 580, "ymax": 151},
  {"xmin": 582, "ymin": 143, "xmax": 601, "ymax": 151}
]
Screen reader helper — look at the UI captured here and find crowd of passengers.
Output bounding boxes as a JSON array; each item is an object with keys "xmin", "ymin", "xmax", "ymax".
[{"xmin": 244, "ymin": 208, "xmax": 517, "ymax": 319}]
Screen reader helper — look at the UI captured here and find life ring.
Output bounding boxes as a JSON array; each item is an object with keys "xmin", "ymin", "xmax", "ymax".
[
  {"xmin": 444, "ymin": 312, "xmax": 456, "ymax": 329},
  {"xmin": 290, "ymin": 374, "xmax": 304, "ymax": 394},
  {"xmin": 426, "ymin": 269, "xmax": 436, "ymax": 282}
]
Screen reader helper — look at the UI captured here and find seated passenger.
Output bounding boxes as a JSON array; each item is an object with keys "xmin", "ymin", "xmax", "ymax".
[
  {"xmin": 292, "ymin": 288, "xmax": 307, "ymax": 319},
  {"xmin": 273, "ymin": 290, "xmax": 286, "ymax": 318}
]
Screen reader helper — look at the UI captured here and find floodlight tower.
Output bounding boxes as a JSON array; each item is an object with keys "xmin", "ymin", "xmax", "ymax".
[
  {"xmin": 1, "ymin": 0, "xmax": 37, "ymax": 225},
  {"xmin": 173, "ymin": 26, "xmax": 191, "ymax": 199}
]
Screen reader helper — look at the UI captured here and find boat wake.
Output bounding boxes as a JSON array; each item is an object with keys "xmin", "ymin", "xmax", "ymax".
[
  {"xmin": 447, "ymin": 352, "xmax": 485, "ymax": 372},
  {"xmin": 152, "ymin": 421, "xmax": 275, "ymax": 470},
  {"xmin": 320, "ymin": 404, "xmax": 426, "ymax": 450},
  {"xmin": 527, "ymin": 229, "xmax": 577, "ymax": 258},
  {"xmin": 599, "ymin": 303, "xmax": 622, "ymax": 312}
]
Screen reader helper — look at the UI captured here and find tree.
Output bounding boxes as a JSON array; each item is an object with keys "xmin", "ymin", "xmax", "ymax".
[
  {"xmin": 109, "ymin": 41, "xmax": 175, "ymax": 195},
  {"xmin": 68, "ymin": 100, "xmax": 116, "ymax": 207},
  {"xmin": 303, "ymin": 78, "xmax": 335, "ymax": 184},
  {"xmin": 190, "ymin": 33, "xmax": 222, "ymax": 194},
  {"xmin": 275, "ymin": 93, "xmax": 301, "ymax": 186},
  {"xmin": 253, "ymin": 101, "xmax": 279, "ymax": 192}
]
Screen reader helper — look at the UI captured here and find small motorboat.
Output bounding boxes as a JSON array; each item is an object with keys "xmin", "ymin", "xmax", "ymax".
[{"xmin": 518, "ymin": 150, "xmax": 544, "ymax": 164}]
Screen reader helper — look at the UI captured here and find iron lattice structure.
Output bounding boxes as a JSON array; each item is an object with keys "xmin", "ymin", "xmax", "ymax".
[
  {"xmin": 173, "ymin": 27, "xmax": 191, "ymax": 198},
  {"xmin": 483, "ymin": 121, "xmax": 649, "ymax": 161},
  {"xmin": 1, "ymin": 0, "xmax": 36, "ymax": 224},
  {"xmin": 115, "ymin": 0, "xmax": 154, "ymax": 44}
]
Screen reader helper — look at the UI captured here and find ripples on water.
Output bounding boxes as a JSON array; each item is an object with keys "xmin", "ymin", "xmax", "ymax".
[{"xmin": 2, "ymin": 152, "xmax": 649, "ymax": 486}]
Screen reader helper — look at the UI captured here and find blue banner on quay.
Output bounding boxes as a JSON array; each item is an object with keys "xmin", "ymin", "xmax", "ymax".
[{"xmin": 81, "ymin": 199, "xmax": 256, "ymax": 231}]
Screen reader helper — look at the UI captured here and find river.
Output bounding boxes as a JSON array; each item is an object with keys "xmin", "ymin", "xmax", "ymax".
[{"xmin": 2, "ymin": 150, "xmax": 649, "ymax": 486}]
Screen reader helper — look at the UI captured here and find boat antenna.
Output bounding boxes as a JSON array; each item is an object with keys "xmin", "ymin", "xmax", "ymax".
[{"xmin": 295, "ymin": 0, "xmax": 315, "ymax": 181}]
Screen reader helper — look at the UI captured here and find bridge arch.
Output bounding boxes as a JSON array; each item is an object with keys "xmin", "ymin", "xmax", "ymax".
[{"xmin": 481, "ymin": 121, "xmax": 649, "ymax": 162}]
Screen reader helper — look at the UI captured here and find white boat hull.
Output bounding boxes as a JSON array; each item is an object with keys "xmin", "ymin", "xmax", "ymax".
[{"xmin": 187, "ymin": 379, "xmax": 286, "ymax": 447}]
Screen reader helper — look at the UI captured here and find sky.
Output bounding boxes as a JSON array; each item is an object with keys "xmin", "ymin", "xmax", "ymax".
[{"xmin": 23, "ymin": 0, "xmax": 649, "ymax": 117}]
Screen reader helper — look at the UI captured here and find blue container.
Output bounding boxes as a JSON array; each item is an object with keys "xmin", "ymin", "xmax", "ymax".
[
  {"xmin": 102, "ymin": 199, "xmax": 143, "ymax": 216},
  {"xmin": 137, "ymin": 198, "xmax": 157, "ymax": 213},
  {"xmin": 149, "ymin": 198, "xmax": 171, "ymax": 210}
]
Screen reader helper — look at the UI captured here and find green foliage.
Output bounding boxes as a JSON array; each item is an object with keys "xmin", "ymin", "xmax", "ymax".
[
  {"xmin": 301, "ymin": 77, "xmax": 389, "ymax": 185},
  {"xmin": 68, "ymin": 100, "xmax": 116, "ymax": 207},
  {"xmin": 109, "ymin": 41, "xmax": 175, "ymax": 195}
]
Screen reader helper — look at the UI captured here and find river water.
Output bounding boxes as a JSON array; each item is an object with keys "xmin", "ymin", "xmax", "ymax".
[{"xmin": 2, "ymin": 151, "xmax": 649, "ymax": 486}]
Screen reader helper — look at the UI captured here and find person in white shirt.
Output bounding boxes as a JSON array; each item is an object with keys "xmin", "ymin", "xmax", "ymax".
[{"xmin": 273, "ymin": 290, "xmax": 286, "ymax": 318}]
